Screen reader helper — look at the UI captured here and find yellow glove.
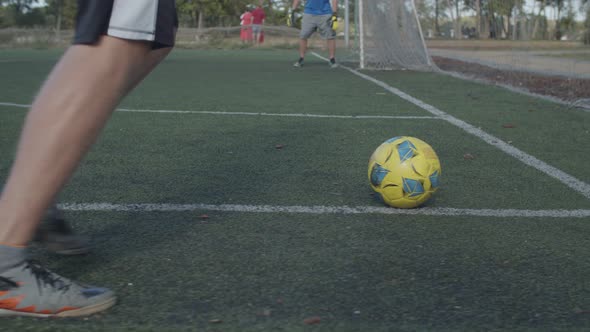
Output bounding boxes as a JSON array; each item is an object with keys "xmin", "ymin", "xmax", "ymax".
[
  {"xmin": 329, "ymin": 14, "xmax": 338, "ymax": 31},
  {"xmin": 287, "ymin": 9, "xmax": 296, "ymax": 27}
]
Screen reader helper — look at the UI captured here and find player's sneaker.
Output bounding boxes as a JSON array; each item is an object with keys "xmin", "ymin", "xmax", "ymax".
[
  {"xmin": 0, "ymin": 260, "xmax": 116, "ymax": 317},
  {"xmin": 329, "ymin": 58, "xmax": 338, "ymax": 69},
  {"xmin": 33, "ymin": 206, "xmax": 91, "ymax": 256},
  {"xmin": 293, "ymin": 58, "xmax": 304, "ymax": 67}
]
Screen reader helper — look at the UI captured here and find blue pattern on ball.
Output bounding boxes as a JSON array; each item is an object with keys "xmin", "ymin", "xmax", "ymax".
[
  {"xmin": 429, "ymin": 170, "xmax": 440, "ymax": 188},
  {"xmin": 385, "ymin": 136, "xmax": 402, "ymax": 143},
  {"xmin": 402, "ymin": 178, "xmax": 425, "ymax": 197},
  {"xmin": 370, "ymin": 164, "xmax": 390, "ymax": 187},
  {"xmin": 397, "ymin": 140, "xmax": 417, "ymax": 162}
]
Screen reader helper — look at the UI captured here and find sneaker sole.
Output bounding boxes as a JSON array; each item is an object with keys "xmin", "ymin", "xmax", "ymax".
[{"xmin": 0, "ymin": 296, "xmax": 116, "ymax": 318}]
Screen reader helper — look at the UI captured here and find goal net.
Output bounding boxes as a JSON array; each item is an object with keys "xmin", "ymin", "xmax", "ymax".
[{"xmin": 347, "ymin": 0, "xmax": 436, "ymax": 71}]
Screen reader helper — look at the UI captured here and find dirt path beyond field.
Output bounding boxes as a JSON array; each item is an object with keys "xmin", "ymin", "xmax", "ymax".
[{"xmin": 430, "ymin": 48, "xmax": 590, "ymax": 79}]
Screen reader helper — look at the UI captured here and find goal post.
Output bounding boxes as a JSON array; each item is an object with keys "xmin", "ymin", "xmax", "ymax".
[{"xmin": 352, "ymin": 0, "xmax": 435, "ymax": 71}]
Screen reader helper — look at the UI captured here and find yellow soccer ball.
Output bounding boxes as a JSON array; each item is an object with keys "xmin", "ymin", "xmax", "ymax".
[{"xmin": 368, "ymin": 136, "xmax": 441, "ymax": 209}]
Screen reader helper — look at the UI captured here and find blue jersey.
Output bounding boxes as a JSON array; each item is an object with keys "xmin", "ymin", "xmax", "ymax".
[{"xmin": 304, "ymin": 0, "xmax": 333, "ymax": 15}]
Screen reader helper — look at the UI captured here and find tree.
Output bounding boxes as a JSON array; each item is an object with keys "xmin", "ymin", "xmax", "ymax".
[
  {"xmin": 45, "ymin": 0, "xmax": 76, "ymax": 38},
  {"xmin": 0, "ymin": 0, "xmax": 44, "ymax": 27},
  {"xmin": 547, "ymin": 0, "xmax": 566, "ymax": 39},
  {"xmin": 583, "ymin": 0, "xmax": 590, "ymax": 44},
  {"xmin": 176, "ymin": 0, "xmax": 252, "ymax": 28}
]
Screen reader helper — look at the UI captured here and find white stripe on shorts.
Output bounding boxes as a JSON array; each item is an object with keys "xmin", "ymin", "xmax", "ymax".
[{"xmin": 108, "ymin": 0, "xmax": 159, "ymax": 42}]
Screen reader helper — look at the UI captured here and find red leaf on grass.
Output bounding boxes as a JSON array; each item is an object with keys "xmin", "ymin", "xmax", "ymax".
[
  {"xmin": 304, "ymin": 316, "xmax": 321, "ymax": 325},
  {"xmin": 463, "ymin": 153, "xmax": 475, "ymax": 160}
]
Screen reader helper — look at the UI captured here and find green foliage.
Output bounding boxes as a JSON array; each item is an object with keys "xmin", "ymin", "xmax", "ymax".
[
  {"xmin": 0, "ymin": 0, "xmax": 44, "ymax": 27},
  {"xmin": 176, "ymin": 0, "xmax": 252, "ymax": 27},
  {"xmin": 46, "ymin": 0, "xmax": 77, "ymax": 29},
  {"xmin": 584, "ymin": 9, "xmax": 590, "ymax": 44},
  {"xmin": 175, "ymin": 0, "xmax": 292, "ymax": 28}
]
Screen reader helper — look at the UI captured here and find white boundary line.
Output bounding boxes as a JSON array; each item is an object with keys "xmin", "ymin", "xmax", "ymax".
[
  {"xmin": 441, "ymin": 70, "xmax": 590, "ymax": 114},
  {"xmin": 0, "ymin": 60, "xmax": 41, "ymax": 63},
  {"xmin": 312, "ymin": 52, "xmax": 590, "ymax": 200},
  {"xmin": 58, "ymin": 203, "xmax": 590, "ymax": 218},
  {"xmin": 0, "ymin": 102, "xmax": 439, "ymax": 121}
]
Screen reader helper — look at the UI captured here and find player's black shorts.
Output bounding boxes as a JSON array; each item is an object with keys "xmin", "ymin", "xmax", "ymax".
[{"xmin": 74, "ymin": 0, "xmax": 178, "ymax": 49}]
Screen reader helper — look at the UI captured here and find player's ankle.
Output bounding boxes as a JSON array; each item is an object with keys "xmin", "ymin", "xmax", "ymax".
[{"xmin": 0, "ymin": 244, "xmax": 27, "ymax": 272}]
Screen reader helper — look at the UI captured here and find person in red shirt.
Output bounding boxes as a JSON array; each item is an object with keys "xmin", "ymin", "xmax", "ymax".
[
  {"xmin": 240, "ymin": 10, "xmax": 253, "ymax": 43},
  {"xmin": 251, "ymin": 1, "xmax": 266, "ymax": 45}
]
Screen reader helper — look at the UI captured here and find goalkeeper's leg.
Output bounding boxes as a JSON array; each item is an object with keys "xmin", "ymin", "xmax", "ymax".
[
  {"xmin": 328, "ymin": 39, "xmax": 336, "ymax": 61},
  {"xmin": 317, "ymin": 14, "xmax": 338, "ymax": 67},
  {"xmin": 294, "ymin": 14, "xmax": 318, "ymax": 67},
  {"xmin": 294, "ymin": 39, "xmax": 308, "ymax": 67},
  {"xmin": 299, "ymin": 38, "xmax": 308, "ymax": 59}
]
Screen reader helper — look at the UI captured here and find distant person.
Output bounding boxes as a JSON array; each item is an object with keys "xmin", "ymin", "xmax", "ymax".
[
  {"xmin": 251, "ymin": 1, "xmax": 266, "ymax": 45},
  {"xmin": 240, "ymin": 9, "xmax": 254, "ymax": 43},
  {"xmin": 290, "ymin": 0, "xmax": 339, "ymax": 68}
]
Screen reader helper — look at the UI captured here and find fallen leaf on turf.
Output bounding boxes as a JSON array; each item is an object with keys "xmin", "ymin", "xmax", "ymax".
[
  {"xmin": 502, "ymin": 124, "xmax": 516, "ymax": 128},
  {"xmin": 257, "ymin": 309, "xmax": 272, "ymax": 317},
  {"xmin": 275, "ymin": 144, "xmax": 285, "ymax": 149},
  {"xmin": 463, "ymin": 153, "xmax": 475, "ymax": 160},
  {"xmin": 209, "ymin": 319, "xmax": 222, "ymax": 324},
  {"xmin": 199, "ymin": 214, "xmax": 209, "ymax": 220},
  {"xmin": 276, "ymin": 298, "xmax": 284, "ymax": 304},
  {"xmin": 304, "ymin": 316, "xmax": 321, "ymax": 325}
]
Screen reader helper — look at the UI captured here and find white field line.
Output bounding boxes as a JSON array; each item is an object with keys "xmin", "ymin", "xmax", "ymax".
[
  {"xmin": 0, "ymin": 102, "xmax": 439, "ymax": 120},
  {"xmin": 0, "ymin": 60, "xmax": 39, "ymax": 63},
  {"xmin": 312, "ymin": 52, "xmax": 590, "ymax": 200},
  {"xmin": 58, "ymin": 203, "xmax": 590, "ymax": 218}
]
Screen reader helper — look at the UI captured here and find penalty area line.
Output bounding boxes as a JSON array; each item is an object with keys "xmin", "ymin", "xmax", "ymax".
[
  {"xmin": 57, "ymin": 203, "xmax": 590, "ymax": 219},
  {"xmin": 0, "ymin": 102, "xmax": 439, "ymax": 120}
]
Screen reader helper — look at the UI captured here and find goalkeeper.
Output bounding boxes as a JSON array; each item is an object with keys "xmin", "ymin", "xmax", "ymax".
[{"xmin": 289, "ymin": 0, "xmax": 339, "ymax": 68}]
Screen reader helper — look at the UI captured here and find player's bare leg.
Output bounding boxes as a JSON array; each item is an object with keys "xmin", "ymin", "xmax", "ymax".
[
  {"xmin": 327, "ymin": 39, "xmax": 337, "ymax": 68},
  {"xmin": 0, "ymin": 36, "xmax": 172, "ymax": 318},
  {"xmin": 294, "ymin": 39, "xmax": 308, "ymax": 67},
  {"xmin": 126, "ymin": 44, "xmax": 174, "ymax": 95},
  {"xmin": 299, "ymin": 39, "xmax": 308, "ymax": 58},
  {"xmin": 0, "ymin": 37, "xmax": 155, "ymax": 246},
  {"xmin": 35, "ymin": 44, "xmax": 173, "ymax": 255},
  {"xmin": 328, "ymin": 39, "xmax": 336, "ymax": 61}
]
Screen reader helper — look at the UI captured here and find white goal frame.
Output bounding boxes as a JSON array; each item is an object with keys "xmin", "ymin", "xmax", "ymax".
[{"xmin": 356, "ymin": 0, "xmax": 433, "ymax": 70}]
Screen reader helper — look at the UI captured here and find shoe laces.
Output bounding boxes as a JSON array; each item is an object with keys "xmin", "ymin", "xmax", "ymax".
[
  {"xmin": 0, "ymin": 276, "xmax": 19, "ymax": 291},
  {"xmin": 23, "ymin": 260, "xmax": 71, "ymax": 293}
]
